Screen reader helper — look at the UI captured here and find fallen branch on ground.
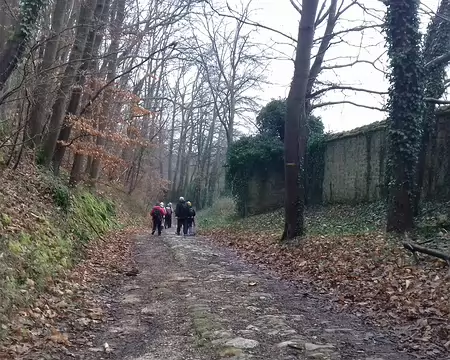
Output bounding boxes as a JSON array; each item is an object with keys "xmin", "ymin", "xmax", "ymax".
[{"xmin": 403, "ymin": 242, "xmax": 450, "ymax": 268}]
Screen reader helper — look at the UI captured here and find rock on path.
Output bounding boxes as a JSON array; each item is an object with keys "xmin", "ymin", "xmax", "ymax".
[{"xmin": 59, "ymin": 233, "xmax": 421, "ymax": 360}]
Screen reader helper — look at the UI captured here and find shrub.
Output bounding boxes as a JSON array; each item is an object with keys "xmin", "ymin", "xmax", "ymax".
[
  {"xmin": 197, "ymin": 197, "xmax": 237, "ymax": 230},
  {"xmin": 227, "ymin": 134, "xmax": 284, "ymax": 217}
]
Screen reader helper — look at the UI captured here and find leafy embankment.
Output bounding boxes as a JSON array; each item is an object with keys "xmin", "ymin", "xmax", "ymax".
[
  {"xmin": 0, "ymin": 163, "xmax": 142, "ymax": 346},
  {"xmin": 199, "ymin": 199, "xmax": 450, "ymax": 355},
  {"xmin": 0, "ymin": 225, "xmax": 138, "ymax": 359}
]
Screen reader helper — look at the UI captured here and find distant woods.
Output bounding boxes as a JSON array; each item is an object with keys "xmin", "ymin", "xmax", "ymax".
[{"xmin": 0, "ymin": 0, "xmax": 269, "ymax": 209}]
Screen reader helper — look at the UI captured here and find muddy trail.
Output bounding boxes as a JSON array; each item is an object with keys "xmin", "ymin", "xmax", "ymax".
[{"xmin": 55, "ymin": 233, "xmax": 425, "ymax": 360}]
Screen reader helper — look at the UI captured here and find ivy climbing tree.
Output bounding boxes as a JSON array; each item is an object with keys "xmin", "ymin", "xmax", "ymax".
[
  {"xmin": 413, "ymin": 0, "xmax": 450, "ymax": 215},
  {"xmin": 0, "ymin": 0, "xmax": 47, "ymax": 91},
  {"xmin": 385, "ymin": 0, "xmax": 424, "ymax": 233}
]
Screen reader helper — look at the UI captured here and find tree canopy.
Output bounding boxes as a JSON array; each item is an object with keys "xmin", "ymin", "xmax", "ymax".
[{"xmin": 257, "ymin": 99, "xmax": 324, "ymax": 142}]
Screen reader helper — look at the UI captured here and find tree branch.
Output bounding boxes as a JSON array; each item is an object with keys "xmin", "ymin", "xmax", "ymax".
[
  {"xmin": 425, "ymin": 50, "xmax": 450, "ymax": 69},
  {"xmin": 320, "ymin": 58, "xmax": 387, "ymax": 74},
  {"xmin": 79, "ymin": 41, "xmax": 177, "ymax": 116},
  {"xmin": 309, "ymin": 85, "xmax": 388, "ymax": 99},
  {"xmin": 424, "ymin": 97, "xmax": 450, "ymax": 104},
  {"xmin": 290, "ymin": 0, "xmax": 302, "ymax": 14},
  {"xmin": 311, "ymin": 100, "xmax": 386, "ymax": 112},
  {"xmin": 307, "ymin": 0, "xmax": 338, "ymax": 94},
  {"xmin": 204, "ymin": 0, "xmax": 297, "ymax": 43}
]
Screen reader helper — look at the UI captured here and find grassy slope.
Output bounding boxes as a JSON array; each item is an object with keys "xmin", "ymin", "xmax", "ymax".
[{"xmin": 0, "ymin": 164, "xmax": 139, "ymax": 333}]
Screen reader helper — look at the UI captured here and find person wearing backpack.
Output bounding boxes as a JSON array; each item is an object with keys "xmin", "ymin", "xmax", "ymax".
[
  {"xmin": 186, "ymin": 201, "xmax": 196, "ymax": 235},
  {"xmin": 165, "ymin": 202, "xmax": 173, "ymax": 229},
  {"xmin": 175, "ymin": 197, "xmax": 189, "ymax": 235},
  {"xmin": 151, "ymin": 202, "xmax": 164, "ymax": 235},
  {"xmin": 159, "ymin": 202, "xmax": 166, "ymax": 226}
]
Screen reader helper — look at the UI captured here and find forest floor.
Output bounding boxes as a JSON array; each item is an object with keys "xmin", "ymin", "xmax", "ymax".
[{"xmin": 2, "ymin": 229, "xmax": 446, "ymax": 360}]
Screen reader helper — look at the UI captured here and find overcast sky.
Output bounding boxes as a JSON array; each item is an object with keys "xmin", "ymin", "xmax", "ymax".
[{"xmin": 236, "ymin": 0, "xmax": 441, "ymax": 133}]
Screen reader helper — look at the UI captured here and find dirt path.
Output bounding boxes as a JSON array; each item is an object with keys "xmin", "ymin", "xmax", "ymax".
[{"xmin": 60, "ymin": 232, "xmax": 424, "ymax": 360}]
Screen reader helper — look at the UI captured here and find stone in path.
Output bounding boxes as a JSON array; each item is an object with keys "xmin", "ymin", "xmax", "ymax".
[{"xmin": 224, "ymin": 337, "xmax": 260, "ymax": 349}]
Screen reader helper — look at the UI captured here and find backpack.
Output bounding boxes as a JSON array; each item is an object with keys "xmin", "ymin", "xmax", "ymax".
[
  {"xmin": 153, "ymin": 207, "xmax": 162, "ymax": 222},
  {"xmin": 188, "ymin": 207, "xmax": 195, "ymax": 217},
  {"xmin": 177, "ymin": 202, "xmax": 189, "ymax": 218},
  {"xmin": 165, "ymin": 207, "xmax": 172, "ymax": 216}
]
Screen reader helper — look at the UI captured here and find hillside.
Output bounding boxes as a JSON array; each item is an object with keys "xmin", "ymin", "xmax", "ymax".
[{"xmin": 0, "ymin": 161, "xmax": 145, "ymax": 356}]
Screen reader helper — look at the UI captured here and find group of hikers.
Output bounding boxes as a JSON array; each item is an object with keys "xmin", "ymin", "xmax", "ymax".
[{"xmin": 150, "ymin": 197, "xmax": 196, "ymax": 236}]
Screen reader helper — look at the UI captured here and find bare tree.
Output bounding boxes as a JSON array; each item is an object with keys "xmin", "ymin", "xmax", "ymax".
[
  {"xmin": 192, "ymin": 2, "xmax": 267, "ymax": 147},
  {"xmin": 26, "ymin": 0, "xmax": 68, "ymax": 147},
  {"xmin": 40, "ymin": 0, "xmax": 97, "ymax": 167},
  {"xmin": 282, "ymin": 0, "xmax": 319, "ymax": 240}
]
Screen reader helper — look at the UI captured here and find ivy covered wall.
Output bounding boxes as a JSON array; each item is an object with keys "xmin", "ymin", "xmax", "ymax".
[{"xmin": 239, "ymin": 108, "xmax": 450, "ymax": 214}]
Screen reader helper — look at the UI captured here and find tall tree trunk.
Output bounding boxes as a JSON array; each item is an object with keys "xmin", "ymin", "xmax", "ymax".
[
  {"xmin": 0, "ymin": 0, "xmax": 46, "ymax": 92},
  {"xmin": 89, "ymin": 0, "xmax": 126, "ymax": 185},
  {"xmin": 0, "ymin": 0, "xmax": 19, "ymax": 53},
  {"xmin": 282, "ymin": 0, "xmax": 319, "ymax": 241},
  {"xmin": 181, "ymin": 121, "xmax": 195, "ymax": 193},
  {"xmin": 58, "ymin": 0, "xmax": 78, "ymax": 64},
  {"xmin": 27, "ymin": 0, "xmax": 67, "ymax": 147},
  {"xmin": 69, "ymin": 0, "xmax": 110, "ymax": 186},
  {"xmin": 172, "ymin": 98, "xmax": 187, "ymax": 194},
  {"xmin": 202, "ymin": 107, "xmax": 217, "ymax": 208},
  {"xmin": 227, "ymin": 87, "xmax": 235, "ymax": 146},
  {"xmin": 174, "ymin": 126, "xmax": 187, "ymax": 194},
  {"xmin": 385, "ymin": 0, "xmax": 423, "ymax": 233},
  {"xmin": 52, "ymin": 0, "xmax": 110, "ymax": 174},
  {"xmin": 167, "ymin": 78, "xmax": 181, "ymax": 182},
  {"xmin": 40, "ymin": 0, "xmax": 96, "ymax": 167}
]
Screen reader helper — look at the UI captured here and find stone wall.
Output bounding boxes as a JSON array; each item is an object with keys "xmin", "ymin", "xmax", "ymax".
[
  {"xmin": 322, "ymin": 121, "xmax": 388, "ymax": 203},
  {"xmin": 245, "ymin": 171, "xmax": 284, "ymax": 216},
  {"xmin": 321, "ymin": 109, "xmax": 450, "ymax": 203},
  {"xmin": 245, "ymin": 108, "xmax": 450, "ymax": 212}
]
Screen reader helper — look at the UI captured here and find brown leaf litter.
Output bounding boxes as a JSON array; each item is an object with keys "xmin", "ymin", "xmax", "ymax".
[
  {"xmin": 203, "ymin": 228, "xmax": 450, "ymax": 355},
  {"xmin": 0, "ymin": 227, "xmax": 139, "ymax": 359}
]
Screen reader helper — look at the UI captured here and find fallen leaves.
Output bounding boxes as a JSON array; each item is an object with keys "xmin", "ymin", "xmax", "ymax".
[
  {"xmin": 0, "ymin": 227, "xmax": 138, "ymax": 359},
  {"xmin": 49, "ymin": 329, "xmax": 70, "ymax": 346},
  {"xmin": 204, "ymin": 227, "xmax": 450, "ymax": 354}
]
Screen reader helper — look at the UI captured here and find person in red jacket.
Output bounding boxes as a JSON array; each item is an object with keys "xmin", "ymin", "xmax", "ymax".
[{"xmin": 151, "ymin": 202, "xmax": 165, "ymax": 235}]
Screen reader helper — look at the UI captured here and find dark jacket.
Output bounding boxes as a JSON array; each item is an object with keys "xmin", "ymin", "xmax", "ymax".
[{"xmin": 175, "ymin": 201, "xmax": 189, "ymax": 219}]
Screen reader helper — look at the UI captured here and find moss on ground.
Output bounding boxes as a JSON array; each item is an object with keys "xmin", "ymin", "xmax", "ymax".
[
  {"xmin": 200, "ymin": 197, "xmax": 450, "ymax": 242},
  {"xmin": 0, "ymin": 170, "xmax": 121, "ymax": 330},
  {"xmin": 198, "ymin": 198, "xmax": 386, "ymax": 237}
]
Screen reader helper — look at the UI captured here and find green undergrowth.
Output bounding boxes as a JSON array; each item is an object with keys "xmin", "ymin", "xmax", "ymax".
[
  {"xmin": 198, "ymin": 197, "xmax": 239, "ymax": 231},
  {"xmin": 199, "ymin": 197, "xmax": 387, "ymax": 236},
  {"xmin": 0, "ymin": 170, "xmax": 122, "ymax": 330},
  {"xmin": 200, "ymin": 197, "xmax": 450, "ymax": 239}
]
